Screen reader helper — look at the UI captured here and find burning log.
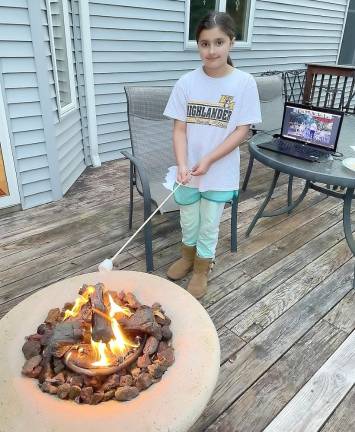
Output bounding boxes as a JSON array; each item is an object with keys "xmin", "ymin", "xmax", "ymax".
[
  {"xmin": 44, "ymin": 320, "xmax": 88, "ymax": 359},
  {"xmin": 90, "ymin": 283, "xmax": 114, "ymax": 343},
  {"xmin": 21, "ymin": 286, "xmax": 175, "ymax": 405},
  {"xmin": 63, "ymin": 334, "xmax": 147, "ymax": 377},
  {"xmin": 120, "ymin": 306, "xmax": 162, "ymax": 339}
]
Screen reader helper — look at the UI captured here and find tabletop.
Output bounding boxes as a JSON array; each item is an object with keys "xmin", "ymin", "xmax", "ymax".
[{"xmin": 249, "ymin": 115, "xmax": 355, "ymax": 189}]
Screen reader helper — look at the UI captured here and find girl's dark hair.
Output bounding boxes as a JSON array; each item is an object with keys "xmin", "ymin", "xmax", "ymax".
[{"xmin": 195, "ymin": 12, "xmax": 236, "ymax": 67}]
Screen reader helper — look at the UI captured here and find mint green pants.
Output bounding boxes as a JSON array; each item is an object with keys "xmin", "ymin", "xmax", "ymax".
[
  {"xmin": 174, "ymin": 185, "xmax": 238, "ymax": 258},
  {"xmin": 180, "ymin": 199, "xmax": 225, "ymax": 258}
]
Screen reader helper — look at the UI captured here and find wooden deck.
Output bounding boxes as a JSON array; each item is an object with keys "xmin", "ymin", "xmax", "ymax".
[{"xmin": 1, "ymin": 148, "xmax": 355, "ymax": 431}]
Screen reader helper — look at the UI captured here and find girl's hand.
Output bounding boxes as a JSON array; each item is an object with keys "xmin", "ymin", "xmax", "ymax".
[
  {"xmin": 191, "ymin": 157, "xmax": 211, "ymax": 176},
  {"xmin": 177, "ymin": 165, "xmax": 190, "ymax": 184}
]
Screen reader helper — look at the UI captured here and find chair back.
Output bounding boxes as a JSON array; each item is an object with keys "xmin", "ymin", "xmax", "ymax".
[
  {"xmin": 254, "ymin": 75, "xmax": 284, "ymax": 133},
  {"xmin": 125, "ymin": 86, "xmax": 179, "ymax": 213},
  {"xmin": 125, "ymin": 86, "xmax": 176, "ymax": 184}
]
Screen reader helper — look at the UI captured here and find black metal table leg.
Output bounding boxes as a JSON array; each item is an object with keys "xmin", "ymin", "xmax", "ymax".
[
  {"xmin": 246, "ymin": 173, "xmax": 310, "ymax": 237},
  {"xmin": 246, "ymin": 170, "xmax": 280, "ymax": 237},
  {"xmin": 342, "ymin": 187, "xmax": 355, "ymax": 288},
  {"xmin": 287, "ymin": 175, "xmax": 293, "ymax": 215},
  {"xmin": 242, "ymin": 154, "xmax": 255, "ymax": 192}
]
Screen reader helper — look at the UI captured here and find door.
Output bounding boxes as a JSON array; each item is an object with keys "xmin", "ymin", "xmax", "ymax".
[
  {"xmin": 0, "ymin": 87, "xmax": 20, "ymax": 208},
  {"xmin": 339, "ymin": 0, "xmax": 355, "ymax": 65}
]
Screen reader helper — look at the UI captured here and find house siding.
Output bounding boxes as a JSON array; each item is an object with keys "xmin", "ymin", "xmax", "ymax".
[
  {"xmin": 41, "ymin": 0, "xmax": 86, "ymax": 195},
  {"xmin": 89, "ymin": 0, "xmax": 348, "ymax": 162},
  {"xmin": 0, "ymin": 2, "xmax": 52, "ymax": 208},
  {"xmin": 0, "ymin": 0, "xmax": 349, "ymax": 209}
]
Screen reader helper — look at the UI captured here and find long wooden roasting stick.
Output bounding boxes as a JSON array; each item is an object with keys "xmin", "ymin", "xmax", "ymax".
[{"xmin": 98, "ymin": 182, "xmax": 182, "ymax": 272}]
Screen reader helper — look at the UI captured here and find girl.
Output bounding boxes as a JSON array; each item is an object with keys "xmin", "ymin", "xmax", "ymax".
[{"xmin": 163, "ymin": 12, "xmax": 261, "ymax": 299}]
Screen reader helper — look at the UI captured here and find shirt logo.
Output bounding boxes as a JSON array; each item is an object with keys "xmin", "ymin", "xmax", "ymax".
[{"xmin": 187, "ymin": 95, "xmax": 235, "ymax": 128}]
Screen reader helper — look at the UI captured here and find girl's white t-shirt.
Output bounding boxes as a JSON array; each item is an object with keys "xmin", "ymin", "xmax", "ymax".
[{"xmin": 164, "ymin": 66, "xmax": 262, "ymax": 191}]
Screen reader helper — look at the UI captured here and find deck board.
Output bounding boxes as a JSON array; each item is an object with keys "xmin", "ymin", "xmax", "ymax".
[{"xmin": 1, "ymin": 153, "xmax": 355, "ymax": 431}]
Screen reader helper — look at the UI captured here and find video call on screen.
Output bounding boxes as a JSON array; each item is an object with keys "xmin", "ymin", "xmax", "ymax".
[{"xmin": 282, "ymin": 106, "xmax": 341, "ymax": 149}]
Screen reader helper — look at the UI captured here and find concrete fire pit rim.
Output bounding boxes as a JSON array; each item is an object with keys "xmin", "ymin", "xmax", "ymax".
[{"xmin": 0, "ymin": 271, "xmax": 220, "ymax": 432}]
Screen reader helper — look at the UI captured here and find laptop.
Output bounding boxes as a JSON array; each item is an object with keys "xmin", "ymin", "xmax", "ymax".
[{"xmin": 257, "ymin": 102, "xmax": 344, "ymax": 162}]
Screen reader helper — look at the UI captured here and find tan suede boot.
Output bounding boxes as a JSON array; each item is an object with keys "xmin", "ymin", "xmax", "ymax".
[
  {"xmin": 187, "ymin": 256, "xmax": 213, "ymax": 299},
  {"xmin": 166, "ymin": 244, "xmax": 196, "ymax": 280}
]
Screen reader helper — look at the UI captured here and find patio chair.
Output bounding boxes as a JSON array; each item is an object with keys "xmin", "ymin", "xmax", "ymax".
[
  {"xmin": 242, "ymin": 75, "xmax": 284, "ymax": 192},
  {"xmin": 123, "ymin": 86, "xmax": 238, "ymax": 273}
]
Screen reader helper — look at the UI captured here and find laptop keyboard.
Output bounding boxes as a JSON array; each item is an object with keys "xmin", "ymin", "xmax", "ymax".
[{"xmin": 274, "ymin": 138, "xmax": 326, "ymax": 158}]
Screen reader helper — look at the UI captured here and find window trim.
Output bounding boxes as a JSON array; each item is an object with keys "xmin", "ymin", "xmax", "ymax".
[
  {"xmin": 184, "ymin": 0, "xmax": 256, "ymax": 50},
  {"xmin": 46, "ymin": 0, "xmax": 77, "ymax": 119}
]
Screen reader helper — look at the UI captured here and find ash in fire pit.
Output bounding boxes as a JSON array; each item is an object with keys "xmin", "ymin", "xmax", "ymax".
[{"xmin": 21, "ymin": 283, "xmax": 174, "ymax": 404}]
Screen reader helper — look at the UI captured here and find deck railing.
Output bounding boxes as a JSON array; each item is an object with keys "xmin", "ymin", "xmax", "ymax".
[
  {"xmin": 260, "ymin": 64, "xmax": 355, "ymax": 114},
  {"xmin": 260, "ymin": 68, "xmax": 306, "ymax": 103},
  {"xmin": 303, "ymin": 63, "xmax": 355, "ymax": 114}
]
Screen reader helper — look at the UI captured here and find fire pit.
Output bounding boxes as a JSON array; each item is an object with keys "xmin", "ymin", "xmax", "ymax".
[
  {"xmin": 0, "ymin": 271, "xmax": 220, "ymax": 432},
  {"xmin": 21, "ymin": 282, "xmax": 174, "ymax": 403}
]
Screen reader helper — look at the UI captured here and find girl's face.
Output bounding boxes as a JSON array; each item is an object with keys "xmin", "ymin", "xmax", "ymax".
[{"xmin": 197, "ymin": 27, "xmax": 234, "ymax": 73}]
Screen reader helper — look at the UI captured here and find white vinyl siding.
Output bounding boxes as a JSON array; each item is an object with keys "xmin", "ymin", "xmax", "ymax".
[
  {"xmin": 0, "ymin": 3, "xmax": 51, "ymax": 209},
  {"xmin": 89, "ymin": 0, "xmax": 347, "ymax": 162},
  {"xmin": 0, "ymin": 0, "xmax": 349, "ymax": 208}
]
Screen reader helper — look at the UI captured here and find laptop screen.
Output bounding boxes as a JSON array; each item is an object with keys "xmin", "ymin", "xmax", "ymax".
[{"xmin": 281, "ymin": 104, "xmax": 343, "ymax": 151}]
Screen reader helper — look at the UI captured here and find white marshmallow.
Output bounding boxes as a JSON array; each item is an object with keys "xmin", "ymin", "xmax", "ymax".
[{"xmin": 98, "ymin": 258, "xmax": 113, "ymax": 272}]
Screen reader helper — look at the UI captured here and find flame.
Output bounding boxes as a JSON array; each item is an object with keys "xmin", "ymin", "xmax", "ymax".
[
  {"xmin": 90, "ymin": 293, "xmax": 138, "ymax": 366},
  {"xmin": 63, "ymin": 286, "xmax": 95, "ymax": 320},
  {"xmin": 108, "ymin": 294, "xmax": 133, "ymax": 318},
  {"xmin": 91, "ymin": 340, "xmax": 113, "ymax": 367}
]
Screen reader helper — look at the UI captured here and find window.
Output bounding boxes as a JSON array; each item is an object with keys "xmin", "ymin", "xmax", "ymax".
[
  {"xmin": 185, "ymin": 0, "xmax": 256, "ymax": 49},
  {"xmin": 46, "ymin": 0, "xmax": 76, "ymax": 118}
]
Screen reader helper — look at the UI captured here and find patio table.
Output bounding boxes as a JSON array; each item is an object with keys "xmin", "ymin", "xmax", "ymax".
[{"xmin": 246, "ymin": 114, "xmax": 355, "ymax": 282}]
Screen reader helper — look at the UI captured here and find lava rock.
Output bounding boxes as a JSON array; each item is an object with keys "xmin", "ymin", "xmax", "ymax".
[
  {"xmin": 57, "ymin": 383, "xmax": 71, "ymax": 399},
  {"xmin": 22, "ymin": 355, "xmax": 42, "ymax": 377},
  {"xmin": 143, "ymin": 336, "xmax": 159, "ymax": 355},
  {"xmin": 45, "ymin": 308, "xmax": 61, "ymax": 325},
  {"xmin": 130, "ymin": 367, "xmax": 141, "ymax": 379},
  {"xmin": 80, "ymin": 387, "xmax": 94, "ymax": 404},
  {"xmin": 147, "ymin": 363, "xmax": 167, "ymax": 379},
  {"xmin": 161, "ymin": 325, "xmax": 172, "ymax": 341},
  {"xmin": 137, "ymin": 353, "xmax": 151, "ymax": 368},
  {"xmin": 37, "ymin": 323, "xmax": 48, "ymax": 335},
  {"xmin": 47, "ymin": 372, "xmax": 65, "ymax": 386},
  {"xmin": 39, "ymin": 362, "xmax": 54, "ymax": 384},
  {"xmin": 67, "ymin": 374, "xmax": 83, "ymax": 388},
  {"xmin": 157, "ymin": 341, "xmax": 169, "ymax": 353},
  {"xmin": 63, "ymin": 302, "xmax": 74, "ymax": 311},
  {"xmin": 103, "ymin": 390, "xmax": 115, "ymax": 401},
  {"xmin": 22, "ymin": 339, "xmax": 42, "ymax": 360},
  {"xmin": 119, "ymin": 375, "xmax": 133, "ymax": 387},
  {"xmin": 101, "ymin": 374, "xmax": 121, "ymax": 392},
  {"xmin": 53, "ymin": 358, "xmax": 65, "ymax": 374},
  {"xmin": 68, "ymin": 385, "xmax": 82, "ymax": 400},
  {"xmin": 41, "ymin": 382, "xmax": 58, "ymax": 395},
  {"xmin": 115, "ymin": 386, "xmax": 139, "ymax": 401},
  {"xmin": 83, "ymin": 375, "xmax": 103, "ymax": 391},
  {"xmin": 91, "ymin": 392, "xmax": 104, "ymax": 405},
  {"xmin": 157, "ymin": 348, "xmax": 175, "ymax": 367},
  {"xmin": 135, "ymin": 373, "xmax": 153, "ymax": 391}
]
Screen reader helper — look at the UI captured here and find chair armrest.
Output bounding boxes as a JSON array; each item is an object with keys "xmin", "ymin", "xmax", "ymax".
[{"xmin": 121, "ymin": 150, "xmax": 152, "ymax": 203}]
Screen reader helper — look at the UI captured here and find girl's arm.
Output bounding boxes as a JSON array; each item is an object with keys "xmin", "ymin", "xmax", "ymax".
[
  {"xmin": 191, "ymin": 124, "xmax": 250, "ymax": 176},
  {"xmin": 173, "ymin": 119, "xmax": 190, "ymax": 184}
]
